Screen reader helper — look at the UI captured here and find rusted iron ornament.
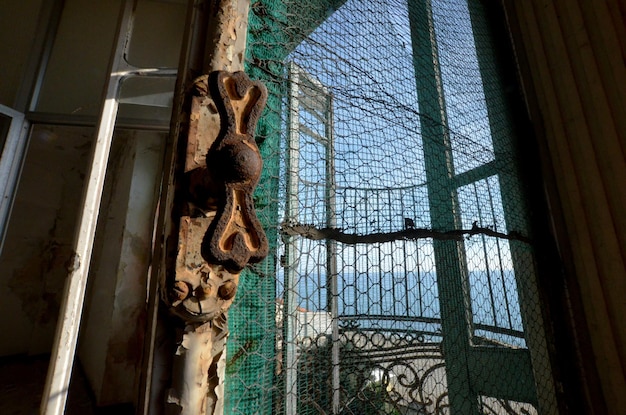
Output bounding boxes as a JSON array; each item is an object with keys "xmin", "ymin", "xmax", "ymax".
[{"xmin": 167, "ymin": 71, "xmax": 268, "ymax": 323}]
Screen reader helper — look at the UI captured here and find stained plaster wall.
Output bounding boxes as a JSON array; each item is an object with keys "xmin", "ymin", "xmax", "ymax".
[
  {"xmin": 0, "ymin": 125, "xmax": 166, "ymax": 408},
  {"xmin": 0, "ymin": 0, "xmax": 44, "ymax": 108},
  {"xmin": 79, "ymin": 130, "xmax": 165, "ymax": 405},
  {"xmin": 0, "ymin": 124, "xmax": 93, "ymax": 357}
]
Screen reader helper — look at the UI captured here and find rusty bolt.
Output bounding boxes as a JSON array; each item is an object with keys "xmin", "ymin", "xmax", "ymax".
[
  {"xmin": 201, "ymin": 283, "xmax": 215, "ymax": 299},
  {"xmin": 193, "ymin": 76, "xmax": 209, "ymax": 96},
  {"xmin": 172, "ymin": 281, "xmax": 191, "ymax": 302},
  {"xmin": 218, "ymin": 280, "xmax": 238, "ymax": 300},
  {"xmin": 214, "ymin": 141, "xmax": 262, "ymax": 183}
]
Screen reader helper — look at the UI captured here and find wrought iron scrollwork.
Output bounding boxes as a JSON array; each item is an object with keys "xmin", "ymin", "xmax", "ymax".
[{"xmin": 282, "ymin": 328, "xmax": 537, "ymax": 414}]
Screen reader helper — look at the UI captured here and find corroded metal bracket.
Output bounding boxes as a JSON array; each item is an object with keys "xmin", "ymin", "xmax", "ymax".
[
  {"xmin": 163, "ymin": 71, "xmax": 268, "ymax": 415},
  {"xmin": 150, "ymin": 1, "xmax": 262, "ymax": 413},
  {"xmin": 203, "ymin": 71, "xmax": 269, "ymax": 271},
  {"xmin": 167, "ymin": 70, "xmax": 268, "ymax": 323}
]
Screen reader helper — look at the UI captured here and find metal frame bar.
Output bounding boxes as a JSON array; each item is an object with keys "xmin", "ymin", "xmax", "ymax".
[
  {"xmin": 19, "ymin": 0, "xmax": 65, "ymax": 114},
  {"xmin": 284, "ymin": 61, "xmax": 301, "ymax": 415},
  {"xmin": 408, "ymin": 0, "xmax": 479, "ymax": 413},
  {"xmin": 39, "ymin": 1, "xmax": 136, "ymax": 413},
  {"xmin": 0, "ymin": 105, "xmax": 27, "ymax": 253},
  {"xmin": 25, "ymin": 111, "xmax": 171, "ymax": 131}
]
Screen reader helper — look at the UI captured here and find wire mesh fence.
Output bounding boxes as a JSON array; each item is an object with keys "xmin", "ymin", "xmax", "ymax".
[{"xmin": 226, "ymin": 0, "xmax": 555, "ymax": 413}]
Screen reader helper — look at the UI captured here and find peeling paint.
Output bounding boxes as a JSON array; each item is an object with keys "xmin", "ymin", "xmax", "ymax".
[
  {"xmin": 160, "ymin": 1, "xmax": 269, "ymax": 414},
  {"xmin": 65, "ymin": 251, "xmax": 81, "ymax": 273}
]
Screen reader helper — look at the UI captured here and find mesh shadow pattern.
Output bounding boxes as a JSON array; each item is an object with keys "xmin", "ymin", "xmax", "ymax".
[{"xmin": 225, "ymin": 0, "xmax": 555, "ymax": 414}]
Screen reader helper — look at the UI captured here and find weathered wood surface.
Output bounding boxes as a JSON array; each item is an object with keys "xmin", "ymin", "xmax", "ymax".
[{"xmin": 161, "ymin": 1, "xmax": 268, "ymax": 414}]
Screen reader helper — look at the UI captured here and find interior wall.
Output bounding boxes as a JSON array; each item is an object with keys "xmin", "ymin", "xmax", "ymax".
[
  {"xmin": 79, "ymin": 129, "xmax": 165, "ymax": 406},
  {"xmin": 0, "ymin": 0, "xmax": 44, "ymax": 108},
  {"xmin": 503, "ymin": 0, "xmax": 626, "ymax": 413},
  {"xmin": 35, "ymin": 0, "xmax": 122, "ymax": 116},
  {"xmin": 0, "ymin": 124, "xmax": 93, "ymax": 357}
]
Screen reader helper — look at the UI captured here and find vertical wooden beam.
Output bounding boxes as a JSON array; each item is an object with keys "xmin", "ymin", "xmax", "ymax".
[{"xmin": 155, "ymin": 1, "xmax": 268, "ymax": 414}]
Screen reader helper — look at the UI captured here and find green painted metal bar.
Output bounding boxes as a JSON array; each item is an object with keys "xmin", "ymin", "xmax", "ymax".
[
  {"xmin": 466, "ymin": 0, "xmax": 556, "ymax": 411},
  {"xmin": 407, "ymin": 0, "xmax": 479, "ymax": 413},
  {"xmin": 451, "ymin": 159, "xmax": 499, "ymax": 188},
  {"xmin": 467, "ymin": 348, "xmax": 537, "ymax": 405}
]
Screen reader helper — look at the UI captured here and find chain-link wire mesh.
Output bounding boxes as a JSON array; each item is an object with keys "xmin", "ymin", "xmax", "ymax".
[{"xmin": 226, "ymin": 0, "xmax": 556, "ymax": 413}]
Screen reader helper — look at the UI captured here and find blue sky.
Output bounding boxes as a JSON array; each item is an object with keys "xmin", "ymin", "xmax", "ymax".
[{"xmin": 280, "ymin": 0, "xmax": 525, "ymax": 346}]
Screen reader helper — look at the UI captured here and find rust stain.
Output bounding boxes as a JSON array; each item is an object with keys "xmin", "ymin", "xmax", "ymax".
[{"xmin": 7, "ymin": 240, "xmax": 73, "ymax": 325}]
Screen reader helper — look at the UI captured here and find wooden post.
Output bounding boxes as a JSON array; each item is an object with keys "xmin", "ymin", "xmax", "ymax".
[{"xmin": 157, "ymin": 1, "xmax": 268, "ymax": 414}]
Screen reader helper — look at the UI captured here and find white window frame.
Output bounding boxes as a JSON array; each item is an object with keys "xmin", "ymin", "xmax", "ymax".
[{"xmin": 0, "ymin": 104, "xmax": 28, "ymax": 252}]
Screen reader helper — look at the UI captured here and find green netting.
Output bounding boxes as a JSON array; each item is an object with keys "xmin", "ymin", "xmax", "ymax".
[
  {"xmin": 226, "ymin": 0, "xmax": 557, "ymax": 414},
  {"xmin": 224, "ymin": 0, "xmax": 288, "ymax": 412}
]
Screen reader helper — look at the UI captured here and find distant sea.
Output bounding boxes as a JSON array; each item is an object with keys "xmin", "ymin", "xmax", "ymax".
[{"xmin": 277, "ymin": 270, "xmax": 526, "ymax": 346}]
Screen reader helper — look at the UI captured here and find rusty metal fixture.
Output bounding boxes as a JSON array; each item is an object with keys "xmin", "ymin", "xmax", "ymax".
[
  {"xmin": 217, "ymin": 279, "xmax": 237, "ymax": 301},
  {"xmin": 165, "ymin": 71, "xmax": 267, "ymax": 325},
  {"xmin": 163, "ymin": 74, "xmax": 268, "ymax": 415},
  {"xmin": 152, "ymin": 1, "xmax": 262, "ymax": 413},
  {"xmin": 203, "ymin": 70, "xmax": 269, "ymax": 271},
  {"xmin": 172, "ymin": 280, "xmax": 191, "ymax": 302}
]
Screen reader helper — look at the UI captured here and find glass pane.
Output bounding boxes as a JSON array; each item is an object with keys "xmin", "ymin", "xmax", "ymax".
[
  {"xmin": 0, "ymin": 0, "xmax": 45, "ymax": 107},
  {"xmin": 36, "ymin": 0, "xmax": 122, "ymax": 116},
  {"xmin": 125, "ymin": 0, "xmax": 187, "ymax": 68},
  {"xmin": 118, "ymin": 76, "xmax": 176, "ymax": 122},
  {"xmin": 433, "ymin": 0, "xmax": 496, "ymax": 174},
  {"xmin": 0, "ymin": 124, "xmax": 94, "ymax": 356},
  {"xmin": 35, "ymin": 0, "xmax": 183, "ymax": 116}
]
